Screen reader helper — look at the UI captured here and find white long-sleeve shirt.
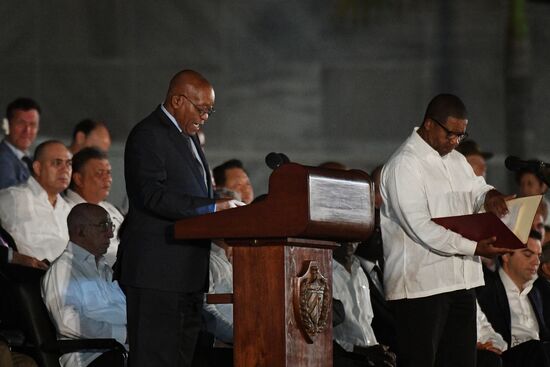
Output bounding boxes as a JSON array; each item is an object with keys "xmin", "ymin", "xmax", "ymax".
[
  {"xmin": 0, "ymin": 177, "xmax": 70, "ymax": 262},
  {"xmin": 63, "ymin": 189, "xmax": 124, "ymax": 267},
  {"xmin": 476, "ymin": 300, "xmax": 508, "ymax": 351},
  {"xmin": 332, "ymin": 256, "xmax": 378, "ymax": 352},
  {"xmin": 203, "ymin": 243, "xmax": 234, "ymax": 343},
  {"xmin": 41, "ymin": 241, "xmax": 127, "ymax": 367},
  {"xmin": 381, "ymin": 128, "xmax": 493, "ymax": 300}
]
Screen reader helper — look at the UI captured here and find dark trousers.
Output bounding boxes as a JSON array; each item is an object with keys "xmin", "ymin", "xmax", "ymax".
[
  {"xmin": 477, "ymin": 350, "xmax": 502, "ymax": 367},
  {"xmin": 390, "ymin": 289, "xmax": 477, "ymax": 367},
  {"xmin": 502, "ymin": 340, "xmax": 550, "ymax": 367},
  {"xmin": 126, "ymin": 286, "xmax": 203, "ymax": 367}
]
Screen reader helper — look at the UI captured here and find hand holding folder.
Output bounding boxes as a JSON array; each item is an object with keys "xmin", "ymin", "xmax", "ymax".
[{"xmin": 432, "ymin": 195, "xmax": 542, "ymax": 250}]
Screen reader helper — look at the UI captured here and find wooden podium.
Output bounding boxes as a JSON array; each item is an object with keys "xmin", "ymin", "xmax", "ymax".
[{"xmin": 175, "ymin": 163, "xmax": 375, "ymax": 367}]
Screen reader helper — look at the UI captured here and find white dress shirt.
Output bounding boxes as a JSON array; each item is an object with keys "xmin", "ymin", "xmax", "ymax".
[
  {"xmin": 476, "ymin": 300, "xmax": 508, "ymax": 351},
  {"xmin": 332, "ymin": 256, "xmax": 378, "ymax": 352},
  {"xmin": 63, "ymin": 189, "xmax": 124, "ymax": 267},
  {"xmin": 0, "ymin": 177, "xmax": 71, "ymax": 262},
  {"xmin": 204, "ymin": 243, "xmax": 234, "ymax": 343},
  {"xmin": 499, "ymin": 268, "xmax": 539, "ymax": 347},
  {"xmin": 41, "ymin": 241, "xmax": 127, "ymax": 367},
  {"xmin": 380, "ymin": 128, "xmax": 493, "ymax": 300}
]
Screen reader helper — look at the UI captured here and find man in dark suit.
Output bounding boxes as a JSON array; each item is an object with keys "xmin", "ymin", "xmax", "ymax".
[
  {"xmin": 477, "ymin": 231, "xmax": 550, "ymax": 367},
  {"xmin": 118, "ymin": 70, "xmax": 239, "ymax": 367},
  {"xmin": 0, "ymin": 98, "xmax": 41, "ymax": 190}
]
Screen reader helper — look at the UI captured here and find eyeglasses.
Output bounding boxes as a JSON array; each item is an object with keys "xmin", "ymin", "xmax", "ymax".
[
  {"xmin": 430, "ymin": 117, "xmax": 469, "ymax": 142},
  {"xmin": 180, "ymin": 94, "xmax": 215, "ymax": 117},
  {"xmin": 88, "ymin": 220, "xmax": 115, "ymax": 233}
]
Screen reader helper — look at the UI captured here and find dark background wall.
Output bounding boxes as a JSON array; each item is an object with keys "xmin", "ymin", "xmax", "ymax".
[{"xmin": 1, "ymin": 0, "xmax": 549, "ymax": 206}]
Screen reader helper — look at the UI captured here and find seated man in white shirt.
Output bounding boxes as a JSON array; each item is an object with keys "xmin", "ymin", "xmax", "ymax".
[
  {"xmin": 332, "ymin": 242, "xmax": 396, "ymax": 367},
  {"xmin": 42, "ymin": 203, "xmax": 127, "ymax": 367},
  {"xmin": 476, "ymin": 300, "xmax": 507, "ymax": 367},
  {"xmin": 63, "ymin": 147, "xmax": 123, "ymax": 267},
  {"xmin": 204, "ymin": 240, "xmax": 234, "ymax": 345},
  {"xmin": 0, "ymin": 140, "xmax": 72, "ymax": 262},
  {"xmin": 477, "ymin": 231, "xmax": 550, "ymax": 367}
]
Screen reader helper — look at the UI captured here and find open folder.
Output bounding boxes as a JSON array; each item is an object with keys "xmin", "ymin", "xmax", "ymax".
[{"xmin": 432, "ymin": 195, "xmax": 542, "ymax": 250}]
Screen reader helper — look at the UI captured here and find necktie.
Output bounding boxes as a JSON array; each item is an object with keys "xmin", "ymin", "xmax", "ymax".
[
  {"xmin": 22, "ymin": 156, "xmax": 33, "ymax": 172},
  {"xmin": 186, "ymin": 136, "xmax": 207, "ymax": 189},
  {"xmin": 372, "ymin": 264, "xmax": 385, "ymax": 292}
]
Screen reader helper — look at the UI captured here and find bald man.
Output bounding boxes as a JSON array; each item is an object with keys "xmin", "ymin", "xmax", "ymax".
[
  {"xmin": 42, "ymin": 203, "xmax": 126, "ymax": 367},
  {"xmin": 0, "ymin": 140, "xmax": 72, "ymax": 262},
  {"xmin": 119, "ymin": 69, "xmax": 238, "ymax": 366}
]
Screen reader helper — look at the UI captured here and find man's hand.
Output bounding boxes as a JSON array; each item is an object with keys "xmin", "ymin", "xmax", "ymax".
[
  {"xmin": 477, "ymin": 341, "xmax": 503, "ymax": 355},
  {"xmin": 215, "ymin": 199, "xmax": 246, "ymax": 211},
  {"xmin": 474, "ymin": 236, "xmax": 513, "ymax": 258},
  {"xmin": 12, "ymin": 252, "xmax": 49, "ymax": 270},
  {"xmin": 484, "ymin": 190, "xmax": 515, "ymax": 218},
  {"xmin": 354, "ymin": 344, "xmax": 397, "ymax": 367}
]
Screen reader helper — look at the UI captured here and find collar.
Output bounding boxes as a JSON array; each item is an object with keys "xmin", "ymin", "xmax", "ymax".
[
  {"xmin": 408, "ymin": 127, "xmax": 445, "ymax": 159},
  {"xmin": 3, "ymin": 139, "xmax": 27, "ymax": 160},
  {"xmin": 64, "ymin": 189, "xmax": 86, "ymax": 204},
  {"xmin": 67, "ymin": 241, "xmax": 105, "ymax": 266},
  {"xmin": 27, "ymin": 176, "xmax": 51, "ymax": 200},
  {"xmin": 499, "ymin": 267, "xmax": 535, "ymax": 295},
  {"xmin": 160, "ymin": 104, "xmax": 182, "ymax": 133}
]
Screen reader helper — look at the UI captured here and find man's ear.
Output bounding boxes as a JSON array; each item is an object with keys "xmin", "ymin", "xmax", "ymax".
[
  {"xmin": 75, "ymin": 131, "xmax": 86, "ymax": 145},
  {"xmin": 73, "ymin": 172, "xmax": 83, "ymax": 188},
  {"xmin": 32, "ymin": 161, "xmax": 41, "ymax": 177}
]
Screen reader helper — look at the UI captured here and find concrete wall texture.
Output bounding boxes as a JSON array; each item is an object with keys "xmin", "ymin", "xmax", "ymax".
[{"xmin": 1, "ymin": 0, "xmax": 550, "ymax": 206}]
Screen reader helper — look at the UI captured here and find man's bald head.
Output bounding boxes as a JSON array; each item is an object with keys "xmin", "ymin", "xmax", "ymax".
[
  {"xmin": 67, "ymin": 203, "xmax": 107, "ymax": 237},
  {"xmin": 162, "ymin": 69, "xmax": 215, "ymax": 136},
  {"xmin": 67, "ymin": 203, "xmax": 114, "ymax": 259},
  {"xmin": 166, "ymin": 70, "xmax": 212, "ymax": 100}
]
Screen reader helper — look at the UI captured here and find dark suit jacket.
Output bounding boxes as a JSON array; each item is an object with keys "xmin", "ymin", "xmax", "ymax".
[
  {"xmin": 0, "ymin": 140, "xmax": 30, "ymax": 190},
  {"xmin": 477, "ymin": 269, "xmax": 550, "ymax": 347},
  {"xmin": 118, "ymin": 106, "xmax": 216, "ymax": 292}
]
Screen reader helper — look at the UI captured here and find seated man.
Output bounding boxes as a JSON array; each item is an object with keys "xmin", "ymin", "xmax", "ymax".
[
  {"xmin": 477, "ymin": 231, "xmax": 550, "ymax": 367},
  {"xmin": 68, "ymin": 119, "xmax": 111, "ymax": 154},
  {"xmin": 213, "ymin": 159, "xmax": 254, "ymax": 204},
  {"xmin": 0, "ymin": 226, "xmax": 41, "ymax": 367},
  {"xmin": 204, "ymin": 240, "xmax": 234, "ymax": 345},
  {"xmin": 476, "ymin": 300, "xmax": 507, "ymax": 367},
  {"xmin": 63, "ymin": 147, "xmax": 124, "ymax": 267},
  {"xmin": 355, "ymin": 165, "xmax": 399, "ymax": 354},
  {"xmin": 0, "ymin": 140, "xmax": 72, "ymax": 262},
  {"xmin": 332, "ymin": 242, "xmax": 396, "ymax": 367},
  {"xmin": 0, "ymin": 98, "xmax": 41, "ymax": 190},
  {"xmin": 41, "ymin": 203, "xmax": 127, "ymax": 367}
]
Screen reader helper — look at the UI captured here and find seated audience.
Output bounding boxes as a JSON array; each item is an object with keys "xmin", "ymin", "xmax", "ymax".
[
  {"xmin": 0, "ymin": 224, "xmax": 48, "ymax": 269},
  {"xmin": 0, "ymin": 227, "xmax": 41, "ymax": 367},
  {"xmin": 477, "ymin": 231, "xmax": 550, "ymax": 367},
  {"xmin": 63, "ymin": 147, "xmax": 123, "ymax": 267},
  {"xmin": 332, "ymin": 242, "xmax": 396, "ymax": 367},
  {"xmin": 476, "ymin": 300, "xmax": 507, "ymax": 367},
  {"xmin": 68, "ymin": 119, "xmax": 111, "ymax": 154},
  {"xmin": 213, "ymin": 159, "xmax": 254, "ymax": 204},
  {"xmin": 456, "ymin": 139, "xmax": 493, "ymax": 178},
  {"xmin": 204, "ymin": 240, "xmax": 234, "ymax": 345},
  {"xmin": 355, "ymin": 165, "xmax": 399, "ymax": 354},
  {"xmin": 0, "ymin": 140, "xmax": 72, "ymax": 262},
  {"xmin": 0, "ymin": 98, "xmax": 41, "ymax": 190},
  {"xmin": 41, "ymin": 203, "xmax": 127, "ymax": 367}
]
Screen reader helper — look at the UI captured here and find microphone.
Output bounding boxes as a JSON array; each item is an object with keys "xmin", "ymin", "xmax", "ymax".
[
  {"xmin": 504, "ymin": 156, "xmax": 546, "ymax": 171},
  {"xmin": 265, "ymin": 152, "xmax": 290, "ymax": 170},
  {"xmin": 505, "ymin": 156, "xmax": 550, "ymax": 186}
]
